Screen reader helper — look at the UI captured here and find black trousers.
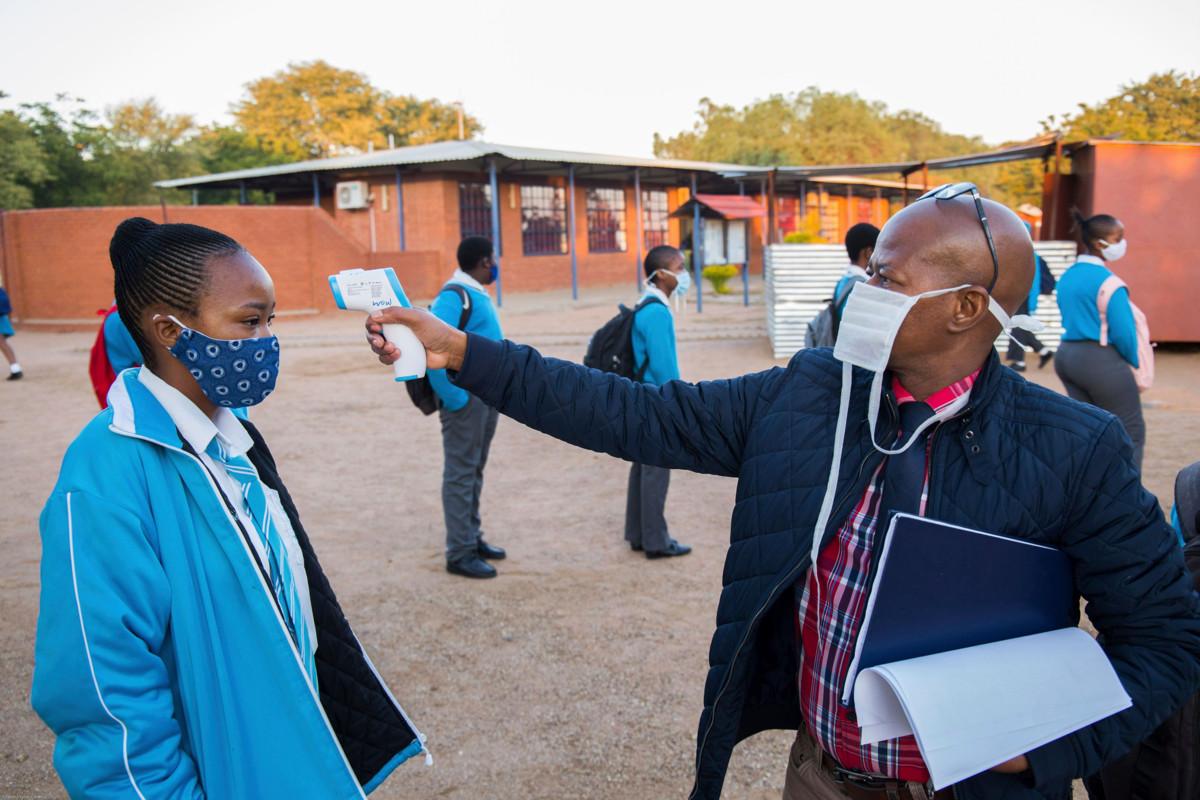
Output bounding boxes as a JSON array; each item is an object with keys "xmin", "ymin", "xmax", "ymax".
[
  {"xmin": 1005, "ymin": 299, "xmax": 1048, "ymax": 362},
  {"xmin": 625, "ymin": 463, "xmax": 671, "ymax": 553},
  {"xmin": 1055, "ymin": 340, "xmax": 1145, "ymax": 473}
]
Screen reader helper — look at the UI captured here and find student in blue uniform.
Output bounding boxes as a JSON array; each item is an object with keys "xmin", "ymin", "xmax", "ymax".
[
  {"xmin": 1054, "ymin": 210, "xmax": 1144, "ymax": 471},
  {"xmin": 834, "ymin": 223, "xmax": 878, "ymax": 318},
  {"xmin": 32, "ymin": 217, "xmax": 427, "ymax": 799},
  {"xmin": 0, "ymin": 285, "xmax": 23, "ymax": 380},
  {"xmin": 427, "ymin": 236, "xmax": 507, "ymax": 579},
  {"xmin": 625, "ymin": 245, "xmax": 692, "ymax": 559}
]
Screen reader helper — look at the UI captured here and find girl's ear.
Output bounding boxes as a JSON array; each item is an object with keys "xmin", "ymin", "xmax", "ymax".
[{"xmin": 148, "ymin": 311, "xmax": 183, "ymax": 352}]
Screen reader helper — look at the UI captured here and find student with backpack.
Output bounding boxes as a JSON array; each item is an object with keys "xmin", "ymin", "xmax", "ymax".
[
  {"xmin": 0, "ymin": 285, "xmax": 24, "ymax": 380},
  {"xmin": 623, "ymin": 246, "xmax": 692, "ymax": 559},
  {"xmin": 804, "ymin": 223, "xmax": 877, "ymax": 349},
  {"xmin": 428, "ymin": 236, "xmax": 507, "ymax": 579},
  {"xmin": 1055, "ymin": 210, "xmax": 1152, "ymax": 471},
  {"xmin": 1004, "ymin": 246, "xmax": 1057, "ymax": 372}
]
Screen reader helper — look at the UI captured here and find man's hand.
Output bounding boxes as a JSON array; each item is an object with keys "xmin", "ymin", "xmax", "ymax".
[
  {"xmin": 990, "ymin": 754, "xmax": 1030, "ymax": 774},
  {"xmin": 366, "ymin": 308, "xmax": 468, "ymax": 372}
]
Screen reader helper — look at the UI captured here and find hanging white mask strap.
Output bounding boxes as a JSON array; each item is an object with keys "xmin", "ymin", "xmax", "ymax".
[
  {"xmin": 989, "ymin": 296, "xmax": 1045, "ymax": 333},
  {"xmin": 809, "ymin": 360, "xmax": 854, "ymax": 601}
]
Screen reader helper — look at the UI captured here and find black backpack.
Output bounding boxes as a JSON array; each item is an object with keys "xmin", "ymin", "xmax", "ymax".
[
  {"xmin": 583, "ymin": 296, "xmax": 663, "ymax": 380},
  {"xmin": 804, "ymin": 276, "xmax": 861, "ymax": 349},
  {"xmin": 405, "ymin": 284, "xmax": 472, "ymax": 415}
]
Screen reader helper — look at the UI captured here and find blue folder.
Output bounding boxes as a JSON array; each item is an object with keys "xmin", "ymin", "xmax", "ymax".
[{"xmin": 844, "ymin": 513, "xmax": 1074, "ymax": 702}]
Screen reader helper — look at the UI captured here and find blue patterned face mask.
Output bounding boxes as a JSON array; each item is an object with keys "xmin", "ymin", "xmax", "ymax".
[{"xmin": 164, "ymin": 315, "xmax": 280, "ymax": 407}]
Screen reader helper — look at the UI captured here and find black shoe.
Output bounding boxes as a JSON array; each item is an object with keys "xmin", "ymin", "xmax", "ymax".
[
  {"xmin": 645, "ymin": 540, "xmax": 692, "ymax": 559},
  {"xmin": 1038, "ymin": 351, "xmax": 1055, "ymax": 370},
  {"xmin": 1007, "ymin": 361, "xmax": 1027, "ymax": 373},
  {"xmin": 6, "ymin": 370, "xmax": 21, "ymax": 381},
  {"xmin": 629, "ymin": 542, "xmax": 643, "ymax": 552},
  {"xmin": 447, "ymin": 556, "xmax": 497, "ymax": 579},
  {"xmin": 477, "ymin": 539, "xmax": 506, "ymax": 560}
]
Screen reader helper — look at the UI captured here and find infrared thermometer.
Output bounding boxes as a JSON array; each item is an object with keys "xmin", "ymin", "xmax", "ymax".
[{"xmin": 328, "ymin": 268, "xmax": 427, "ymax": 381}]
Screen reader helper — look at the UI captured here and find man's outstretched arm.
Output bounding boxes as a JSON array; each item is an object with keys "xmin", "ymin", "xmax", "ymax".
[{"xmin": 367, "ymin": 308, "xmax": 782, "ymax": 477}]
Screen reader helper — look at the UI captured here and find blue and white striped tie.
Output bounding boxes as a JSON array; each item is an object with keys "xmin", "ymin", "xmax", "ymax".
[{"xmin": 207, "ymin": 439, "xmax": 318, "ymax": 687}]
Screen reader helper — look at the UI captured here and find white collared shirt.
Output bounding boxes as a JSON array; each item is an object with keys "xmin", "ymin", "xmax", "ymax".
[
  {"xmin": 450, "ymin": 268, "xmax": 487, "ymax": 293},
  {"xmin": 641, "ymin": 283, "xmax": 672, "ymax": 311},
  {"xmin": 844, "ymin": 264, "xmax": 870, "ymax": 279},
  {"xmin": 137, "ymin": 368, "xmax": 316, "ymax": 650},
  {"xmin": 1077, "ymin": 254, "xmax": 1106, "ymax": 266}
]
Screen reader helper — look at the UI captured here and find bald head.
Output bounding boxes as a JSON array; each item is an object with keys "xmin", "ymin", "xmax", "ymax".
[{"xmin": 879, "ymin": 195, "xmax": 1034, "ymax": 313}]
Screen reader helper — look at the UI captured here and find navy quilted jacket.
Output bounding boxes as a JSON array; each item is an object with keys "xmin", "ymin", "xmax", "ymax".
[{"xmin": 453, "ymin": 335, "xmax": 1200, "ymax": 800}]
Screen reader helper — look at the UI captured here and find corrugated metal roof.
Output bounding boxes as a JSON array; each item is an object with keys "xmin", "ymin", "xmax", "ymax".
[
  {"xmin": 154, "ymin": 140, "xmax": 761, "ymax": 189},
  {"xmin": 674, "ymin": 193, "xmax": 766, "ymax": 219}
]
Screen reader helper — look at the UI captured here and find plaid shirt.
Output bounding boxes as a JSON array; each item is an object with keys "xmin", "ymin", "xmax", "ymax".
[{"xmin": 796, "ymin": 369, "xmax": 979, "ymax": 781}]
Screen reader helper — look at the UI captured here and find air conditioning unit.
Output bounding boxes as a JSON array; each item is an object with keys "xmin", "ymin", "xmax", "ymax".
[{"xmin": 336, "ymin": 181, "xmax": 370, "ymax": 210}]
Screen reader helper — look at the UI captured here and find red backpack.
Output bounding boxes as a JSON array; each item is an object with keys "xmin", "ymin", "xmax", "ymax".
[{"xmin": 89, "ymin": 305, "xmax": 120, "ymax": 409}]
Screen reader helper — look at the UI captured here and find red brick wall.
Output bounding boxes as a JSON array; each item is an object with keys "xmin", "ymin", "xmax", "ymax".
[{"xmin": 0, "ymin": 205, "xmax": 372, "ymax": 324}]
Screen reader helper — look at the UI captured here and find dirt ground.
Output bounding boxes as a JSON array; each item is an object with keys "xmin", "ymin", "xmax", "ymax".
[{"xmin": 1, "ymin": 281, "xmax": 1196, "ymax": 800}]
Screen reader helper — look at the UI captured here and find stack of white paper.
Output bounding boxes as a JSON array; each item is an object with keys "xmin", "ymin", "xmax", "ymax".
[{"xmin": 854, "ymin": 627, "xmax": 1131, "ymax": 790}]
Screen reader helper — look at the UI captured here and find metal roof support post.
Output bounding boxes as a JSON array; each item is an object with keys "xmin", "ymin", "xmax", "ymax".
[
  {"xmin": 394, "ymin": 168, "xmax": 406, "ymax": 251},
  {"xmin": 311, "ymin": 174, "xmax": 320, "ymax": 208},
  {"xmin": 488, "ymin": 158, "xmax": 503, "ymax": 307},
  {"xmin": 191, "ymin": 189, "xmax": 199, "ymax": 206},
  {"xmin": 759, "ymin": 179, "xmax": 768, "ymax": 246},
  {"xmin": 568, "ymin": 164, "xmax": 578, "ymax": 302},
  {"xmin": 921, "ymin": 163, "xmax": 929, "ymax": 193},
  {"xmin": 738, "ymin": 180, "xmax": 749, "ymax": 307},
  {"xmin": 903, "ymin": 173, "xmax": 909, "ymax": 206},
  {"xmin": 799, "ymin": 179, "xmax": 807, "ymax": 218},
  {"xmin": 767, "ymin": 169, "xmax": 778, "ymax": 244},
  {"xmin": 239, "ymin": 181, "xmax": 247, "ymax": 205},
  {"xmin": 1048, "ymin": 137, "xmax": 1063, "ymax": 240},
  {"xmin": 633, "ymin": 167, "xmax": 643, "ymax": 294},
  {"xmin": 691, "ymin": 172, "xmax": 702, "ymax": 313}
]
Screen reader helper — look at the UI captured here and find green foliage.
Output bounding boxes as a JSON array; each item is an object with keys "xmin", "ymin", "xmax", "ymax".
[
  {"xmin": 1046, "ymin": 71, "xmax": 1200, "ymax": 142},
  {"xmin": 783, "ymin": 230, "xmax": 825, "ymax": 244},
  {"xmin": 654, "ymin": 88, "xmax": 984, "ymax": 168},
  {"xmin": 0, "ymin": 108, "xmax": 49, "ymax": 209},
  {"xmin": 233, "ymin": 60, "xmax": 483, "ymax": 159},
  {"xmin": 702, "ymin": 264, "xmax": 740, "ymax": 294}
]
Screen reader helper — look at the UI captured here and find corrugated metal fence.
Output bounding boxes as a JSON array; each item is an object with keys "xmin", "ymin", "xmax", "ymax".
[{"xmin": 764, "ymin": 242, "xmax": 1079, "ymax": 360}]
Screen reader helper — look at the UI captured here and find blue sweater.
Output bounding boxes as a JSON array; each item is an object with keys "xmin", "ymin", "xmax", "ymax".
[
  {"xmin": 632, "ymin": 293, "xmax": 679, "ymax": 387},
  {"xmin": 32, "ymin": 370, "xmax": 425, "ymax": 799},
  {"xmin": 1056, "ymin": 258, "xmax": 1139, "ymax": 367},
  {"xmin": 428, "ymin": 278, "xmax": 503, "ymax": 411}
]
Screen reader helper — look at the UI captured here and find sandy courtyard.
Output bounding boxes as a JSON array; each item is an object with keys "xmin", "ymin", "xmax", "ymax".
[{"xmin": 2, "ymin": 283, "xmax": 1196, "ymax": 799}]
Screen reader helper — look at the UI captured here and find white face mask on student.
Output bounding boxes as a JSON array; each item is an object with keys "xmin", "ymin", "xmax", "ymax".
[
  {"xmin": 1099, "ymin": 239, "xmax": 1127, "ymax": 262},
  {"xmin": 806, "ymin": 280, "xmax": 1044, "ymax": 572}
]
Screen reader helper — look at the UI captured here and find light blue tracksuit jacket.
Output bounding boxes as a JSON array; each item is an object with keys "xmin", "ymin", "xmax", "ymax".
[{"xmin": 32, "ymin": 369, "xmax": 426, "ymax": 799}]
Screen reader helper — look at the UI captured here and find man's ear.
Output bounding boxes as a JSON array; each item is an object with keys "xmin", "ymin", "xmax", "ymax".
[
  {"xmin": 947, "ymin": 288, "xmax": 991, "ymax": 333},
  {"xmin": 147, "ymin": 310, "xmax": 183, "ymax": 352},
  {"xmin": 860, "ymin": 245, "xmax": 875, "ymax": 266}
]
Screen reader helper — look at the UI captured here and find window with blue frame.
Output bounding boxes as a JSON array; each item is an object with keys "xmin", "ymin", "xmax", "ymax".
[
  {"xmin": 520, "ymin": 185, "xmax": 568, "ymax": 255},
  {"xmin": 586, "ymin": 187, "xmax": 627, "ymax": 252}
]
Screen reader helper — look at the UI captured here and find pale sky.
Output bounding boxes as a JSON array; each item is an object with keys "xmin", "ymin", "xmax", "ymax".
[{"xmin": 2, "ymin": 0, "xmax": 1198, "ymax": 160}]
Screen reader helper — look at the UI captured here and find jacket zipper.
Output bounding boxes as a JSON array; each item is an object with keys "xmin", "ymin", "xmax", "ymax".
[
  {"xmin": 109, "ymin": 426, "xmax": 373, "ymax": 798},
  {"xmin": 689, "ymin": 419, "xmax": 885, "ymax": 798}
]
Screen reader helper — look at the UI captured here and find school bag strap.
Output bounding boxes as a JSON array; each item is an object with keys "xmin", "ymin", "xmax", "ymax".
[
  {"xmin": 1096, "ymin": 273, "xmax": 1155, "ymax": 392},
  {"xmin": 1095, "ymin": 274, "xmax": 1127, "ymax": 347},
  {"xmin": 441, "ymin": 283, "xmax": 473, "ymax": 330}
]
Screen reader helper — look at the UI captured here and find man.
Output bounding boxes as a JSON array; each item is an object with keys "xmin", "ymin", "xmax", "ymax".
[
  {"xmin": 834, "ymin": 222, "xmax": 879, "ymax": 318},
  {"xmin": 1005, "ymin": 244, "xmax": 1056, "ymax": 372},
  {"xmin": 428, "ymin": 236, "xmax": 506, "ymax": 579},
  {"xmin": 627, "ymin": 245, "xmax": 692, "ymax": 559},
  {"xmin": 367, "ymin": 190, "xmax": 1200, "ymax": 799}
]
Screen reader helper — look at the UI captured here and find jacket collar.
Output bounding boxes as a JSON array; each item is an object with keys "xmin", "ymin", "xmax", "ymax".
[
  {"xmin": 107, "ymin": 367, "xmax": 184, "ymax": 449},
  {"xmin": 450, "ymin": 268, "xmax": 487, "ymax": 293}
]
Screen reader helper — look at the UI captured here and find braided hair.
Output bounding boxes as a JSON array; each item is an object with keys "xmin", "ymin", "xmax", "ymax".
[
  {"xmin": 109, "ymin": 217, "xmax": 243, "ymax": 365},
  {"xmin": 1070, "ymin": 208, "xmax": 1121, "ymax": 253}
]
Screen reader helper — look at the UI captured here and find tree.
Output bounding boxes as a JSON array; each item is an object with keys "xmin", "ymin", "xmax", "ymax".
[
  {"xmin": 0, "ymin": 103, "xmax": 49, "ymax": 209},
  {"xmin": 1047, "ymin": 71, "xmax": 1200, "ymax": 142},
  {"xmin": 96, "ymin": 99, "xmax": 202, "ymax": 204},
  {"xmin": 232, "ymin": 60, "xmax": 482, "ymax": 159}
]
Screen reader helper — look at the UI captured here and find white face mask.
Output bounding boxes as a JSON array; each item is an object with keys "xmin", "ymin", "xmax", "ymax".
[
  {"xmin": 1099, "ymin": 238, "xmax": 1127, "ymax": 262},
  {"xmin": 809, "ymin": 280, "xmax": 1045, "ymax": 585}
]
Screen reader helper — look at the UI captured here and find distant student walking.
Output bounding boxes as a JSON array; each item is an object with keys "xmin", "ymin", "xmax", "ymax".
[
  {"xmin": 625, "ymin": 246, "xmax": 692, "ymax": 559},
  {"xmin": 429, "ymin": 236, "xmax": 507, "ymax": 579},
  {"xmin": 1055, "ymin": 210, "xmax": 1146, "ymax": 470},
  {"xmin": 1004, "ymin": 232, "xmax": 1056, "ymax": 372},
  {"xmin": 0, "ymin": 285, "xmax": 24, "ymax": 380}
]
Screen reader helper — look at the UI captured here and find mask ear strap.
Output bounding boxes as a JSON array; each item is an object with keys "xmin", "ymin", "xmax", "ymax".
[
  {"xmin": 810, "ymin": 360, "xmax": 854, "ymax": 606},
  {"xmin": 988, "ymin": 296, "xmax": 1045, "ymax": 333}
]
